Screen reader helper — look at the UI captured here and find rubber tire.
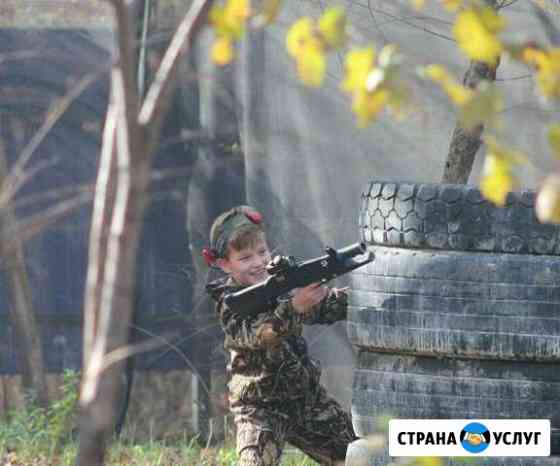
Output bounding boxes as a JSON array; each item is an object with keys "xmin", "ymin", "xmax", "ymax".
[
  {"xmin": 359, "ymin": 181, "xmax": 560, "ymax": 255},
  {"xmin": 348, "ymin": 246, "xmax": 560, "ymax": 361},
  {"xmin": 352, "ymin": 352, "xmax": 560, "ymax": 458},
  {"xmin": 345, "ymin": 440, "xmax": 560, "ymax": 466}
]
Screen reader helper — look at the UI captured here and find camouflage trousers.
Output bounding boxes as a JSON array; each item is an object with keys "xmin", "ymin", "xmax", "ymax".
[{"xmin": 231, "ymin": 385, "xmax": 357, "ymax": 466}]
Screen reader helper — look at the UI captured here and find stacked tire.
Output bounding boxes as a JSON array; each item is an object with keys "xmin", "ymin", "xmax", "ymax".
[{"xmin": 346, "ymin": 181, "xmax": 560, "ymax": 466}]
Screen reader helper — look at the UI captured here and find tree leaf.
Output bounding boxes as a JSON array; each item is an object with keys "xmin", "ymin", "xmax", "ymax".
[
  {"xmin": 453, "ymin": 6, "xmax": 505, "ymax": 65},
  {"xmin": 286, "ymin": 17, "xmax": 314, "ymax": 58},
  {"xmin": 352, "ymin": 89, "xmax": 390, "ymax": 127},
  {"xmin": 296, "ymin": 39, "xmax": 327, "ymax": 86},
  {"xmin": 318, "ymin": 7, "xmax": 347, "ymax": 49},
  {"xmin": 441, "ymin": 0, "xmax": 463, "ymax": 12},
  {"xmin": 422, "ymin": 64, "xmax": 473, "ymax": 105},
  {"xmin": 458, "ymin": 81, "xmax": 504, "ymax": 130},
  {"xmin": 212, "ymin": 37, "xmax": 235, "ymax": 65},
  {"xmin": 480, "ymin": 137, "xmax": 521, "ymax": 206},
  {"xmin": 342, "ymin": 47, "xmax": 376, "ymax": 94},
  {"xmin": 549, "ymin": 123, "xmax": 560, "ymax": 159},
  {"xmin": 522, "ymin": 46, "xmax": 560, "ymax": 99}
]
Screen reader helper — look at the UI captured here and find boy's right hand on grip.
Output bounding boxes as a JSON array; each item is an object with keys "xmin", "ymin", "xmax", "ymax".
[{"xmin": 291, "ymin": 282, "xmax": 328, "ymax": 314}]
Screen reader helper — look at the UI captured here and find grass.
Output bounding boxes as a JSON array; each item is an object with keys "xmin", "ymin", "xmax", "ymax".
[
  {"xmin": 0, "ymin": 370, "xmax": 318, "ymax": 465},
  {"xmin": 0, "ymin": 436, "xmax": 318, "ymax": 466}
]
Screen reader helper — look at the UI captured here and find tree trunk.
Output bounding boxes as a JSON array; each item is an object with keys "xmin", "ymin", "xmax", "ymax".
[
  {"xmin": 441, "ymin": 0, "xmax": 501, "ymax": 184},
  {"xmin": 0, "ymin": 123, "xmax": 49, "ymax": 408},
  {"xmin": 77, "ymin": 0, "xmax": 212, "ymax": 464}
]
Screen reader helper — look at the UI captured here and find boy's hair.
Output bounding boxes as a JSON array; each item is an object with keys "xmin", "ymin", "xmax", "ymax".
[{"xmin": 209, "ymin": 205, "xmax": 265, "ymax": 259}]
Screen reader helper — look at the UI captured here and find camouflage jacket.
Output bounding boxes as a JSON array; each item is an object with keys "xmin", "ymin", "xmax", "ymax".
[{"xmin": 206, "ymin": 276, "xmax": 348, "ymax": 406}]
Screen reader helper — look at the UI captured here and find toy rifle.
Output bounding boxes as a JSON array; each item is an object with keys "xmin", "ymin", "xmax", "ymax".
[{"xmin": 223, "ymin": 242, "xmax": 374, "ymax": 317}]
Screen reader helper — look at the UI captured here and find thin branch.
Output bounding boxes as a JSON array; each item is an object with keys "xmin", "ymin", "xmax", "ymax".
[
  {"xmin": 0, "ymin": 157, "xmax": 61, "ymax": 209},
  {"xmin": 0, "ymin": 73, "xmax": 99, "ymax": 205},
  {"xmin": 362, "ymin": 0, "xmax": 455, "ymax": 42},
  {"xmin": 81, "ymin": 67, "xmax": 131, "ymax": 406},
  {"xmin": 82, "ymin": 87, "xmax": 118, "ymax": 367},
  {"xmin": 111, "ymin": 0, "xmax": 142, "ymax": 146},
  {"xmin": 1, "ymin": 191, "xmax": 92, "ymax": 256},
  {"xmin": 138, "ymin": 0, "xmax": 213, "ymax": 129},
  {"xmin": 11, "ymin": 183, "xmax": 93, "ymax": 211},
  {"xmin": 131, "ymin": 325, "xmax": 211, "ymax": 394},
  {"xmin": 495, "ymin": 74, "xmax": 533, "ymax": 82},
  {"xmin": 99, "ymin": 331, "xmax": 180, "ymax": 374}
]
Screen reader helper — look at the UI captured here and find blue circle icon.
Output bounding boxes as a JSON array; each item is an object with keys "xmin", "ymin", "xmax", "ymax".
[{"xmin": 460, "ymin": 422, "xmax": 491, "ymax": 453}]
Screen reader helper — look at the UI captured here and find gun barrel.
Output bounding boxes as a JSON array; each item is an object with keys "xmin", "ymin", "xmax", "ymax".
[
  {"xmin": 223, "ymin": 241, "xmax": 373, "ymax": 318},
  {"xmin": 337, "ymin": 242, "xmax": 367, "ymax": 257}
]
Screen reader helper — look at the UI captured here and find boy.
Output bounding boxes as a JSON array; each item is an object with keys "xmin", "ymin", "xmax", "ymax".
[{"xmin": 204, "ymin": 205, "xmax": 357, "ymax": 466}]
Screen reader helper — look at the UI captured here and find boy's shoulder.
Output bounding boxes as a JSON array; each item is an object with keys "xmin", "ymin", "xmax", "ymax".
[{"xmin": 205, "ymin": 275, "xmax": 243, "ymax": 302}]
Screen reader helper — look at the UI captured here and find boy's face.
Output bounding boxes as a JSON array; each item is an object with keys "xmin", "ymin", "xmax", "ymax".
[{"xmin": 217, "ymin": 237, "xmax": 271, "ymax": 286}]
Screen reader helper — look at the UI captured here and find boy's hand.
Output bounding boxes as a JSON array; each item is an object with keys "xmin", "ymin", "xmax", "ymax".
[
  {"xmin": 332, "ymin": 286, "xmax": 349, "ymax": 299},
  {"xmin": 291, "ymin": 282, "xmax": 329, "ymax": 314}
]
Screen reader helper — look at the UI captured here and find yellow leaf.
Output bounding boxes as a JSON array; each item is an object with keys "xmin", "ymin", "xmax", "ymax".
[
  {"xmin": 453, "ymin": 6, "xmax": 504, "ymax": 65},
  {"xmin": 522, "ymin": 47, "xmax": 560, "ymax": 99},
  {"xmin": 479, "ymin": 5, "xmax": 506, "ymax": 33},
  {"xmin": 459, "ymin": 81, "xmax": 504, "ymax": 130},
  {"xmin": 342, "ymin": 47, "xmax": 376, "ymax": 93},
  {"xmin": 318, "ymin": 7, "xmax": 347, "ymax": 49},
  {"xmin": 411, "ymin": 0, "xmax": 426, "ymax": 10},
  {"xmin": 423, "ymin": 64, "xmax": 473, "ymax": 105},
  {"xmin": 548, "ymin": 124, "xmax": 560, "ymax": 159},
  {"xmin": 441, "ymin": 0, "xmax": 462, "ymax": 11},
  {"xmin": 423, "ymin": 64, "xmax": 448, "ymax": 82},
  {"xmin": 209, "ymin": 4, "xmax": 228, "ymax": 33},
  {"xmin": 480, "ymin": 154, "xmax": 514, "ymax": 206},
  {"xmin": 352, "ymin": 89, "xmax": 389, "ymax": 127},
  {"xmin": 387, "ymin": 83, "xmax": 411, "ymax": 119},
  {"xmin": 536, "ymin": 175, "xmax": 560, "ymax": 224},
  {"xmin": 227, "ymin": 0, "xmax": 251, "ymax": 24},
  {"xmin": 480, "ymin": 138, "xmax": 520, "ymax": 206},
  {"xmin": 212, "ymin": 37, "xmax": 235, "ymax": 65},
  {"xmin": 446, "ymin": 83, "xmax": 473, "ymax": 106},
  {"xmin": 296, "ymin": 39, "xmax": 327, "ymax": 86},
  {"xmin": 226, "ymin": 0, "xmax": 251, "ymax": 37},
  {"xmin": 210, "ymin": 0, "xmax": 250, "ymax": 39},
  {"xmin": 286, "ymin": 17, "xmax": 314, "ymax": 58},
  {"xmin": 442, "ymin": 0, "xmax": 461, "ymax": 11}
]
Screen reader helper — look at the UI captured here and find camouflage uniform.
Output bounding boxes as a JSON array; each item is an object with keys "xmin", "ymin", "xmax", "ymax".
[{"xmin": 207, "ymin": 277, "xmax": 357, "ymax": 466}]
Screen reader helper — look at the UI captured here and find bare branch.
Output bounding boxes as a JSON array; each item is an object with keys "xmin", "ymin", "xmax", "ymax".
[
  {"xmin": 99, "ymin": 331, "xmax": 179, "ymax": 374},
  {"xmin": 0, "ymin": 73, "xmax": 99, "ymax": 205},
  {"xmin": 111, "ymin": 0, "xmax": 142, "ymax": 146},
  {"xmin": 81, "ymin": 67, "xmax": 131, "ymax": 407},
  {"xmin": 82, "ymin": 87, "xmax": 119, "ymax": 367},
  {"xmin": 531, "ymin": 2, "xmax": 560, "ymax": 46},
  {"xmin": 0, "ymin": 126, "xmax": 49, "ymax": 407},
  {"xmin": 139, "ymin": 0, "xmax": 213, "ymax": 130},
  {"xmin": 1, "ymin": 191, "xmax": 92, "ymax": 256},
  {"xmin": 11, "ymin": 183, "xmax": 93, "ymax": 210},
  {"xmin": 131, "ymin": 325, "xmax": 211, "ymax": 394}
]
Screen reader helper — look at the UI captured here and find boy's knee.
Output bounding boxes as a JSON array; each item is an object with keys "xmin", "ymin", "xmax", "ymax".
[
  {"xmin": 237, "ymin": 424, "xmax": 281, "ymax": 466},
  {"xmin": 238, "ymin": 436, "xmax": 281, "ymax": 466},
  {"xmin": 238, "ymin": 447, "xmax": 265, "ymax": 466}
]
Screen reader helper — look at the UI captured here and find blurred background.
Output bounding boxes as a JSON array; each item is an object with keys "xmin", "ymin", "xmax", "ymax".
[{"xmin": 0, "ymin": 0, "xmax": 559, "ymax": 445}]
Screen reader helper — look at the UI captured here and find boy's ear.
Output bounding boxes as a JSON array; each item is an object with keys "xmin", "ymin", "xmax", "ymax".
[{"xmin": 216, "ymin": 258, "xmax": 231, "ymax": 274}]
